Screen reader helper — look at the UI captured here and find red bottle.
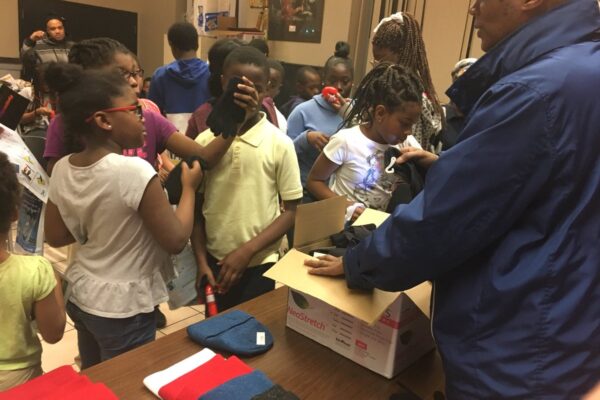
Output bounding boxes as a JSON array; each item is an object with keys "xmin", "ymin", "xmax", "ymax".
[{"xmin": 205, "ymin": 284, "xmax": 218, "ymax": 317}]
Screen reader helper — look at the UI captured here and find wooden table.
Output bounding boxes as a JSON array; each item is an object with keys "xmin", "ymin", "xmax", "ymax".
[{"xmin": 83, "ymin": 287, "xmax": 445, "ymax": 400}]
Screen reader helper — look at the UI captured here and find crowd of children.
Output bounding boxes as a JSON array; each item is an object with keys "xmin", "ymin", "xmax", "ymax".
[{"xmin": 1, "ymin": 11, "xmax": 449, "ymax": 388}]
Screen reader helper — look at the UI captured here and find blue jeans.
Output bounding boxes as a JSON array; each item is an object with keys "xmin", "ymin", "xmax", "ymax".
[{"xmin": 66, "ymin": 301, "xmax": 156, "ymax": 369}]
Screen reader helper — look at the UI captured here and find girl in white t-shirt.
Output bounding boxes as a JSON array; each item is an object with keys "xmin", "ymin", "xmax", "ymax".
[
  {"xmin": 307, "ymin": 63, "xmax": 424, "ymax": 221},
  {"xmin": 42, "ymin": 63, "xmax": 203, "ymax": 369}
]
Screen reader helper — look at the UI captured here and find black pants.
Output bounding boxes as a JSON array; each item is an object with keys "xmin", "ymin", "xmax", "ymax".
[{"xmin": 207, "ymin": 253, "xmax": 275, "ymax": 312}]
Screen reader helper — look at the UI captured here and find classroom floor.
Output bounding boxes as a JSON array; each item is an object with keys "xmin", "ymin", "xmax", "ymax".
[{"xmin": 40, "ymin": 244, "xmax": 207, "ymax": 373}]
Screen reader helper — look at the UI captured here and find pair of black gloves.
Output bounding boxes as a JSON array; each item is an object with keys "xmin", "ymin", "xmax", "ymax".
[
  {"xmin": 206, "ymin": 76, "xmax": 246, "ymax": 139},
  {"xmin": 383, "ymin": 147, "xmax": 425, "ymax": 212},
  {"xmin": 165, "ymin": 77, "xmax": 247, "ymax": 204}
]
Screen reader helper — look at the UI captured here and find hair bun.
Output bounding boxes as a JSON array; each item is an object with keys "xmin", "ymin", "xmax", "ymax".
[
  {"xmin": 44, "ymin": 62, "xmax": 84, "ymax": 94},
  {"xmin": 334, "ymin": 41, "xmax": 350, "ymax": 59}
]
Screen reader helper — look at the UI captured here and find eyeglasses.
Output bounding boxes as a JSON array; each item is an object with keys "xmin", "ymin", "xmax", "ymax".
[
  {"xmin": 119, "ymin": 68, "xmax": 144, "ymax": 80},
  {"xmin": 85, "ymin": 103, "xmax": 144, "ymax": 123}
]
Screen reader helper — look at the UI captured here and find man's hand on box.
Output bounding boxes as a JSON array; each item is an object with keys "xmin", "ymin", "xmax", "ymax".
[{"xmin": 305, "ymin": 254, "xmax": 344, "ymax": 276}]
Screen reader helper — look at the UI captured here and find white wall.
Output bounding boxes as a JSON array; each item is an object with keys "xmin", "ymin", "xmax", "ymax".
[
  {"xmin": 421, "ymin": 0, "xmax": 475, "ymax": 102},
  {"xmin": 0, "ymin": 0, "xmax": 20, "ymax": 59}
]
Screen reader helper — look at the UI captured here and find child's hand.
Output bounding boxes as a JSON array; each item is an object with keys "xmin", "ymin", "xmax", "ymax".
[
  {"xmin": 305, "ymin": 254, "xmax": 344, "ymax": 276},
  {"xmin": 158, "ymin": 167, "xmax": 170, "ymax": 185},
  {"xmin": 35, "ymin": 107, "xmax": 53, "ymax": 117},
  {"xmin": 195, "ymin": 263, "xmax": 217, "ymax": 304},
  {"xmin": 233, "ymin": 76, "xmax": 260, "ymax": 131},
  {"xmin": 180, "ymin": 159, "xmax": 203, "ymax": 190},
  {"xmin": 216, "ymin": 245, "xmax": 254, "ymax": 294},
  {"xmin": 307, "ymin": 131, "xmax": 330, "ymax": 151},
  {"xmin": 330, "ymin": 93, "xmax": 348, "ymax": 112},
  {"xmin": 350, "ymin": 206, "xmax": 365, "ymax": 222},
  {"xmin": 396, "ymin": 147, "xmax": 439, "ymax": 170}
]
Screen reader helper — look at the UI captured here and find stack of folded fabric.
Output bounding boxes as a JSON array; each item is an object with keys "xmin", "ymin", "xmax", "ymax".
[
  {"xmin": 143, "ymin": 348, "xmax": 299, "ymax": 400},
  {"xmin": 0, "ymin": 365, "xmax": 117, "ymax": 400}
]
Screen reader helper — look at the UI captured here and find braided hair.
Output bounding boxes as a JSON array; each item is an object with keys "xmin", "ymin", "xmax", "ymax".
[
  {"xmin": 68, "ymin": 37, "xmax": 132, "ymax": 69},
  {"xmin": 343, "ymin": 62, "xmax": 423, "ymax": 128},
  {"xmin": 371, "ymin": 13, "xmax": 442, "ymax": 125}
]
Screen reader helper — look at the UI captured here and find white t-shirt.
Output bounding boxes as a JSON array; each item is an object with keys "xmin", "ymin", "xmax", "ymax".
[
  {"xmin": 323, "ymin": 125, "xmax": 421, "ymax": 211},
  {"xmin": 49, "ymin": 153, "xmax": 173, "ymax": 318},
  {"xmin": 275, "ymin": 106, "xmax": 288, "ymax": 134}
]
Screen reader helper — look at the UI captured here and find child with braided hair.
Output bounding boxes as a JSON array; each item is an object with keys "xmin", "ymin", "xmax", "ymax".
[
  {"xmin": 306, "ymin": 62, "xmax": 423, "ymax": 221},
  {"xmin": 371, "ymin": 12, "xmax": 443, "ymax": 153}
]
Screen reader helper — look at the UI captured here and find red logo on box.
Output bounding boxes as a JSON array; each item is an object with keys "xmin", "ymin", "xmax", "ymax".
[
  {"xmin": 355, "ymin": 339, "xmax": 367, "ymax": 350},
  {"xmin": 379, "ymin": 315, "xmax": 400, "ymax": 329}
]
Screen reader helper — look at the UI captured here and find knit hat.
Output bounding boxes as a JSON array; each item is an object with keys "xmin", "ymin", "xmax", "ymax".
[
  {"xmin": 187, "ymin": 310, "xmax": 274, "ymax": 356},
  {"xmin": 200, "ymin": 370, "xmax": 273, "ymax": 400},
  {"xmin": 251, "ymin": 385, "xmax": 300, "ymax": 400}
]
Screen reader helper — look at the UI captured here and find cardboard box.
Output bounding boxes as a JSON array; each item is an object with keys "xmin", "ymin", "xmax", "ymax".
[
  {"xmin": 217, "ymin": 16, "xmax": 237, "ymax": 30},
  {"xmin": 190, "ymin": 0, "xmax": 232, "ymax": 33},
  {"xmin": 264, "ymin": 197, "xmax": 435, "ymax": 379}
]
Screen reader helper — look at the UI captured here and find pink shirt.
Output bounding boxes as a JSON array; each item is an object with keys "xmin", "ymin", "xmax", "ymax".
[{"xmin": 44, "ymin": 109, "xmax": 176, "ymax": 169}]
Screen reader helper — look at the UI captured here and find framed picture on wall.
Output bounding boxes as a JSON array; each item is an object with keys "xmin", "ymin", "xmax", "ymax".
[{"xmin": 268, "ymin": 0, "xmax": 324, "ymax": 43}]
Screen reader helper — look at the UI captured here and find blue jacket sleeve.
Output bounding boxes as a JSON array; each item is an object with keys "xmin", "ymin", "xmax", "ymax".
[{"xmin": 344, "ymin": 83, "xmax": 556, "ymax": 291}]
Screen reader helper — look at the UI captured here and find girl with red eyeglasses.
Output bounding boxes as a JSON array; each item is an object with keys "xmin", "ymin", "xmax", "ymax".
[{"xmin": 42, "ymin": 63, "xmax": 204, "ymax": 369}]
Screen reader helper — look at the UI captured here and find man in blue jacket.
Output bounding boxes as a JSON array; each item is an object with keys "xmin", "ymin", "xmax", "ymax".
[
  {"xmin": 149, "ymin": 22, "xmax": 210, "ymax": 132},
  {"xmin": 305, "ymin": 0, "xmax": 600, "ymax": 398}
]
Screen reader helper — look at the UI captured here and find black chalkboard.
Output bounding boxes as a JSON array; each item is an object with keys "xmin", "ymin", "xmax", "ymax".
[{"xmin": 18, "ymin": 0, "xmax": 138, "ymax": 54}]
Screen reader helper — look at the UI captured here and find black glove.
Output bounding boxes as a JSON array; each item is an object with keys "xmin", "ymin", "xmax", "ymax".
[
  {"xmin": 164, "ymin": 156, "xmax": 207, "ymax": 205},
  {"xmin": 384, "ymin": 147, "xmax": 410, "ymax": 176},
  {"xmin": 330, "ymin": 224, "xmax": 377, "ymax": 248},
  {"xmin": 383, "ymin": 147, "xmax": 425, "ymax": 212},
  {"xmin": 206, "ymin": 76, "xmax": 245, "ymax": 138}
]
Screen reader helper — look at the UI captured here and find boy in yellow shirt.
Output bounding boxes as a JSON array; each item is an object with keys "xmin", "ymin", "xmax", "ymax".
[{"xmin": 192, "ymin": 47, "xmax": 302, "ymax": 310}]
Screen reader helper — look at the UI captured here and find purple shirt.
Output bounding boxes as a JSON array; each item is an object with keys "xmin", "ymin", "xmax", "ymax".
[{"xmin": 44, "ymin": 110, "xmax": 176, "ymax": 169}]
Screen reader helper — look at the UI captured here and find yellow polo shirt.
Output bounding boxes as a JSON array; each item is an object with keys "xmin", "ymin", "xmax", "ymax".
[{"xmin": 195, "ymin": 113, "xmax": 302, "ymax": 267}]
